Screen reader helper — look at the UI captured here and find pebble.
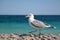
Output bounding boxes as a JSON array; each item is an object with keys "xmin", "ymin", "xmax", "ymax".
[{"xmin": 0, "ymin": 34, "xmax": 59, "ymax": 40}]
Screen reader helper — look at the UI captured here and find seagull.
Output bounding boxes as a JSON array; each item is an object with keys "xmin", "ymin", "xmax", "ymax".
[{"xmin": 26, "ymin": 13, "xmax": 56, "ymax": 34}]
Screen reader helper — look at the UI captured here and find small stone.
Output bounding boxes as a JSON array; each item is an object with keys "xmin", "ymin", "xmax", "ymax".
[
  {"xmin": 41, "ymin": 38, "xmax": 47, "ymax": 40},
  {"xmin": 43, "ymin": 35, "xmax": 48, "ymax": 38}
]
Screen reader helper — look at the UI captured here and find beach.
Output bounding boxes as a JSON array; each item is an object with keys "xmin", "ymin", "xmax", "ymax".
[
  {"xmin": 0, "ymin": 33, "xmax": 60, "ymax": 40},
  {"xmin": 0, "ymin": 15, "xmax": 60, "ymax": 40},
  {"xmin": 0, "ymin": 0, "xmax": 60, "ymax": 40}
]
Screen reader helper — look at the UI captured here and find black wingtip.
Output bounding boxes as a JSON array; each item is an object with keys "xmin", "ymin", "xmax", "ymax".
[{"xmin": 50, "ymin": 26, "xmax": 56, "ymax": 29}]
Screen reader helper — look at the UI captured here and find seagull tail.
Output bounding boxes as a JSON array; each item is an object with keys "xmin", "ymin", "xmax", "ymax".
[{"xmin": 49, "ymin": 25, "xmax": 56, "ymax": 29}]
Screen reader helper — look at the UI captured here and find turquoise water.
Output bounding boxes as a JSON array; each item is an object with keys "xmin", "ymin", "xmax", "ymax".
[{"xmin": 0, "ymin": 15, "xmax": 60, "ymax": 35}]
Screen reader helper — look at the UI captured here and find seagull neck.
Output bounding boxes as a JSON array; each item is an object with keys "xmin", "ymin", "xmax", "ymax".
[{"xmin": 29, "ymin": 17, "xmax": 34, "ymax": 22}]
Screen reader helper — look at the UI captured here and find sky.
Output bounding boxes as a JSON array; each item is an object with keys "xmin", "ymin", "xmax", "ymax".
[{"xmin": 0, "ymin": 0, "xmax": 60, "ymax": 15}]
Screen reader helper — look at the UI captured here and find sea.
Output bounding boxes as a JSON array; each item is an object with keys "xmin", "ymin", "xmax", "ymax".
[{"xmin": 0, "ymin": 15, "xmax": 60, "ymax": 35}]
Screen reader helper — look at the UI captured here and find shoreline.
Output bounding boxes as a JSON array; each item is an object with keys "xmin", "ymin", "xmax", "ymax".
[{"xmin": 0, "ymin": 33, "xmax": 60, "ymax": 40}]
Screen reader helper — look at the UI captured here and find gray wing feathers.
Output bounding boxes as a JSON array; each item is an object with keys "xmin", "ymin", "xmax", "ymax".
[{"xmin": 31, "ymin": 20, "xmax": 46, "ymax": 28}]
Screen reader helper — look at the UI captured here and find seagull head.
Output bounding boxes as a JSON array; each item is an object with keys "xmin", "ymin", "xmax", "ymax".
[{"xmin": 26, "ymin": 13, "xmax": 34, "ymax": 19}]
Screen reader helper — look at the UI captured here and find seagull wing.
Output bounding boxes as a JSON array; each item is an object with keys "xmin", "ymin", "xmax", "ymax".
[{"xmin": 30, "ymin": 19, "xmax": 47, "ymax": 28}]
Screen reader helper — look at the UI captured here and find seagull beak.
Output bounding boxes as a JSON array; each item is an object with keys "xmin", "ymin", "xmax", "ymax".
[{"xmin": 25, "ymin": 15, "xmax": 29, "ymax": 18}]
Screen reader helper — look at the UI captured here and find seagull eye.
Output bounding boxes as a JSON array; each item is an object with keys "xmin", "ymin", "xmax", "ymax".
[{"xmin": 29, "ymin": 15, "xmax": 31, "ymax": 16}]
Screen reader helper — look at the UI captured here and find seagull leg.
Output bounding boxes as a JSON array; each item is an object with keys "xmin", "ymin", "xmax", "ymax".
[
  {"xmin": 29, "ymin": 29, "xmax": 37, "ymax": 33},
  {"xmin": 39, "ymin": 29, "xmax": 42, "ymax": 35}
]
